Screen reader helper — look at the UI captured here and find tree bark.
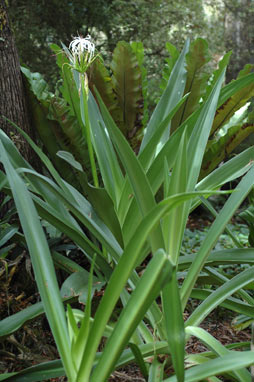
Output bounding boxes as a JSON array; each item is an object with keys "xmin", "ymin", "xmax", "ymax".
[
  {"xmin": 0, "ymin": 0, "xmax": 35, "ymax": 159},
  {"xmin": 0, "ymin": 0, "xmax": 38, "ymax": 217},
  {"xmin": 224, "ymin": 0, "xmax": 254, "ymax": 81}
]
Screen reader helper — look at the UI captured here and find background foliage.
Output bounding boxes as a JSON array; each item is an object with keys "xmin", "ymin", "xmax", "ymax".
[{"xmin": 8, "ymin": 0, "xmax": 254, "ymax": 104}]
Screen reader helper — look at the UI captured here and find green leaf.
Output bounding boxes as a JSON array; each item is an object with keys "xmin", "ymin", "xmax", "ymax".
[
  {"xmin": 162, "ymin": 128, "xmax": 188, "ymax": 260},
  {"xmin": 0, "ymin": 341, "xmax": 170, "ymax": 382},
  {"xmin": 179, "ymin": 248, "xmax": 254, "ymax": 269},
  {"xmin": 186, "ymin": 265, "xmax": 254, "ymax": 328},
  {"xmin": 66, "ymin": 304, "xmax": 79, "ymax": 344},
  {"xmin": 187, "ymin": 69, "xmax": 226, "ymax": 190},
  {"xmin": 22, "ymin": 66, "xmax": 88, "ymax": 189},
  {"xmin": 60, "ymin": 270, "xmax": 105, "ymax": 304},
  {"xmin": 76, "ymin": 189, "xmax": 222, "ymax": 380},
  {"xmin": 57, "ymin": 150, "xmax": 83, "ymax": 171},
  {"xmin": 0, "ymin": 301, "xmax": 45, "ymax": 339},
  {"xmin": 94, "ymin": 86, "xmax": 164, "ymax": 252},
  {"xmin": 218, "ymin": 71, "xmax": 254, "ymax": 108},
  {"xmin": 160, "ymin": 42, "xmax": 180, "ymax": 93},
  {"xmin": 129, "ymin": 343, "xmax": 149, "ymax": 380},
  {"xmin": 239, "ymin": 205, "xmax": 254, "ymax": 246},
  {"xmin": 88, "ymin": 91, "xmax": 124, "ymax": 206},
  {"xmin": 232, "ymin": 314, "xmax": 254, "ymax": 331},
  {"xmin": 181, "ymin": 165, "xmax": 254, "ymax": 308},
  {"xmin": 0, "ymin": 225, "xmax": 18, "ymax": 247},
  {"xmin": 121, "ymin": 69, "xmax": 229, "ymax": 244},
  {"xmin": 204, "ymin": 51, "xmax": 232, "ymax": 101},
  {"xmin": 111, "ymin": 41, "xmax": 144, "ymax": 148},
  {"xmin": 162, "ymin": 269, "xmax": 185, "ymax": 382},
  {"xmin": 171, "ymin": 38, "xmax": 211, "ymax": 132},
  {"xmin": 9, "ymin": 153, "xmax": 116, "ymax": 276},
  {"xmin": 88, "ymin": 57, "xmax": 118, "ymax": 114},
  {"xmin": 117, "ymin": 93, "xmax": 189, "ymax": 227},
  {"xmin": 49, "ymin": 97, "xmax": 90, "ymax": 180},
  {"xmin": 185, "ymin": 326, "xmax": 251, "ymax": 382},
  {"xmin": 148, "ymin": 357, "xmax": 165, "ymax": 382},
  {"xmin": 0, "ymin": 142, "xmax": 76, "ymax": 381},
  {"xmin": 90, "ymin": 249, "xmax": 173, "ymax": 382},
  {"xmin": 196, "ymin": 145, "xmax": 254, "ymax": 200},
  {"xmin": 5, "ymin": 119, "xmax": 77, "ymax": 202},
  {"xmin": 201, "ymin": 122, "xmax": 254, "ymax": 178},
  {"xmin": 211, "ymin": 65, "xmax": 254, "ymax": 135},
  {"xmin": 24, "ymin": 171, "xmax": 121, "ymax": 269},
  {"xmin": 72, "ymin": 257, "xmax": 96, "ymax": 369},
  {"xmin": 32, "ymin": 193, "xmax": 111, "ymax": 277},
  {"xmin": 165, "ymin": 351, "xmax": 254, "ymax": 382},
  {"xmin": 52, "ymin": 251, "xmax": 86, "ymax": 274},
  {"xmin": 21, "ymin": 66, "xmax": 53, "ymax": 101},
  {"xmin": 50, "ymin": 43, "xmax": 69, "ymax": 74},
  {"xmin": 139, "ymin": 93, "xmax": 190, "ymax": 173},
  {"xmin": 131, "ymin": 41, "xmax": 149, "ymax": 127},
  {"xmin": 145, "ymin": 72, "xmax": 254, "ymax": 205},
  {"xmin": 57, "ymin": 150, "xmax": 124, "ymax": 246},
  {"xmin": 0, "ymin": 360, "xmax": 64, "ymax": 382},
  {"xmin": 140, "ymin": 39, "xmax": 189, "ymax": 151},
  {"xmin": 190, "ymin": 289, "xmax": 254, "ymax": 317},
  {"xmin": 50, "ymin": 43, "xmax": 83, "ymax": 124}
]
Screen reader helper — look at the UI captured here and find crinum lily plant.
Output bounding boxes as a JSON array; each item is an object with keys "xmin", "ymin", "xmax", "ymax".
[
  {"xmin": 66, "ymin": 34, "xmax": 99, "ymax": 187},
  {"xmin": 1, "ymin": 35, "xmax": 254, "ymax": 382}
]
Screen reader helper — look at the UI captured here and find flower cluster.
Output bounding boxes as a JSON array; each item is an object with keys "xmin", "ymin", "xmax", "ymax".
[{"xmin": 68, "ymin": 35, "xmax": 96, "ymax": 73}]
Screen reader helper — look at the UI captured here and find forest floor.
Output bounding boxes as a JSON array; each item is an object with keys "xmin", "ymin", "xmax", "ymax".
[{"xmin": 0, "ymin": 212, "xmax": 252, "ymax": 381}]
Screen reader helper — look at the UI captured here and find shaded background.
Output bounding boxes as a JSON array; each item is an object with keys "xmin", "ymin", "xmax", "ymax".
[{"xmin": 7, "ymin": 0, "xmax": 254, "ymax": 100}]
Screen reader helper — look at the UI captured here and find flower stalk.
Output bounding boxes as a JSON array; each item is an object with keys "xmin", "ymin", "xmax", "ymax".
[
  {"xmin": 68, "ymin": 35, "xmax": 99, "ymax": 187},
  {"xmin": 81, "ymin": 72, "xmax": 99, "ymax": 187}
]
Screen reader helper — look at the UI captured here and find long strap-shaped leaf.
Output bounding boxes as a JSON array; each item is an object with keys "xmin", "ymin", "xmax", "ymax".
[
  {"xmin": 187, "ymin": 69, "xmax": 226, "ymax": 190},
  {"xmin": 185, "ymin": 326, "xmax": 251, "ymax": 382},
  {"xmin": 190, "ymin": 288, "xmax": 254, "ymax": 318},
  {"xmin": 20, "ymin": 169, "xmax": 123, "ymax": 262},
  {"xmin": 91, "ymin": 249, "xmax": 173, "ymax": 382},
  {"xmin": 0, "ymin": 341, "xmax": 171, "ymax": 382},
  {"xmin": 87, "ymin": 87, "xmax": 124, "ymax": 206},
  {"xmin": 161, "ymin": 131, "xmax": 188, "ymax": 382},
  {"xmin": 179, "ymin": 248, "xmax": 254, "ymax": 269},
  {"xmin": 76, "ymin": 191, "xmax": 215, "ymax": 381},
  {"xmin": 117, "ymin": 93, "xmax": 189, "ymax": 226},
  {"xmin": 146, "ymin": 71, "xmax": 254, "ymax": 200},
  {"xmin": 122, "ymin": 70, "xmax": 224, "ymax": 245},
  {"xmin": 31, "ymin": 192, "xmax": 112, "ymax": 278},
  {"xmin": 211, "ymin": 65, "xmax": 254, "ymax": 136},
  {"xmin": 123, "ymin": 70, "xmax": 225, "ymax": 249},
  {"xmin": 94, "ymin": 87, "xmax": 164, "ymax": 252},
  {"xmin": 181, "ymin": 165, "xmax": 254, "ymax": 308},
  {"xmin": 164, "ymin": 351, "xmax": 254, "ymax": 382},
  {"xmin": 140, "ymin": 39, "xmax": 189, "ymax": 152},
  {"xmin": 171, "ymin": 38, "xmax": 211, "ymax": 132},
  {"xmin": 186, "ymin": 265, "xmax": 254, "ymax": 328},
  {"xmin": 0, "ymin": 143, "xmax": 76, "ymax": 381},
  {"xmin": 162, "ymin": 269, "xmax": 185, "ymax": 382}
]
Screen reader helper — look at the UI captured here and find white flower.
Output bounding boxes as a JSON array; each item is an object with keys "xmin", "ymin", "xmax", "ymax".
[{"xmin": 69, "ymin": 35, "xmax": 95, "ymax": 64}]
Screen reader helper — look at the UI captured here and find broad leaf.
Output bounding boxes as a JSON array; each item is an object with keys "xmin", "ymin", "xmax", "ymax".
[
  {"xmin": 61, "ymin": 270, "xmax": 105, "ymax": 304},
  {"xmin": 211, "ymin": 64, "xmax": 254, "ymax": 135},
  {"xmin": 111, "ymin": 41, "xmax": 144, "ymax": 150},
  {"xmin": 171, "ymin": 38, "xmax": 211, "ymax": 132},
  {"xmin": 201, "ymin": 122, "xmax": 254, "ymax": 178}
]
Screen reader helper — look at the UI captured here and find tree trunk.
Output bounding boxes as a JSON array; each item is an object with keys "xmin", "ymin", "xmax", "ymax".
[
  {"xmin": 0, "ymin": 0, "xmax": 38, "ymax": 216},
  {"xmin": 224, "ymin": 0, "xmax": 254, "ymax": 81},
  {"xmin": 0, "ymin": 0, "xmax": 36, "ymax": 159}
]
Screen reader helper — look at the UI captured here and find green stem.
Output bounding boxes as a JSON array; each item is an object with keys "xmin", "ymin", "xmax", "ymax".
[{"xmin": 81, "ymin": 74, "xmax": 99, "ymax": 187}]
